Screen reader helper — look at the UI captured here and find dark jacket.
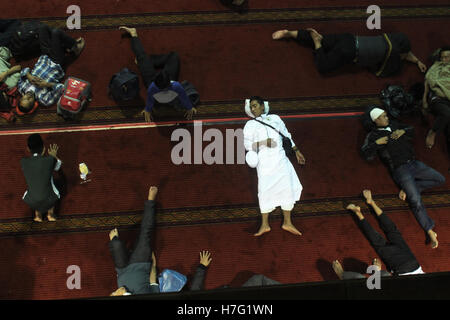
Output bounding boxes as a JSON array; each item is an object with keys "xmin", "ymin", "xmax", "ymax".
[{"xmin": 361, "ymin": 120, "xmax": 415, "ymax": 173}]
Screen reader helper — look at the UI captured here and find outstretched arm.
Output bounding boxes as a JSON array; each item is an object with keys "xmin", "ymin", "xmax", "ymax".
[
  {"xmin": 189, "ymin": 250, "xmax": 212, "ymax": 291},
  {"xmin": 403, "ymin": 51, "xmax": 427, "ymax": 73}
]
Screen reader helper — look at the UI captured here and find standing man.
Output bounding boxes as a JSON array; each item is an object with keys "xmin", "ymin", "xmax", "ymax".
[
  {"xmin": 21, "ymin": 134, "xmax": 63, "ymax": 222},
  {"xmin": 361, "ymin": 107, "xmax": 445, "ymax": 248}
]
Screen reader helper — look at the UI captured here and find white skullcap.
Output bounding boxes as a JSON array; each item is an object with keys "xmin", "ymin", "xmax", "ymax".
[
  {"xmin": 244, "ymin": 99, "xmax": 270, "ymax": 118},
  {"xmin": 245, "ymin": 150, "xmax": 259, "ymax": 168},
  {"xmin": 370, "ymin": 108, "xmax": 385, "ymax": 122}
]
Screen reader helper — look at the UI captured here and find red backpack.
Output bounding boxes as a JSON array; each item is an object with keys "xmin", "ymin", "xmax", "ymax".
[{"xmin": 57, "ymin": 77, "xmax": 91, "ymax": 120}]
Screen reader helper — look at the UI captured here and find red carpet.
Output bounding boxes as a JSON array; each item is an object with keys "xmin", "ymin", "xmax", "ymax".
[
  {"xmin": 0, "ymin": 207, "xmax": 448, "ymax": 300},
  {"xmin": 1, "ymin": 117, "xmax": 448, "ymax": 219},
  {"xmin": 1, "ymin": 1, "xmax": 449, "ymax": 300}
]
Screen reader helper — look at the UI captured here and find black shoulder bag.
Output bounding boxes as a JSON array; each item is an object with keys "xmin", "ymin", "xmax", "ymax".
[{"xmin": 252, "ymin": 118, "xmax": 295, "ymax": 157}]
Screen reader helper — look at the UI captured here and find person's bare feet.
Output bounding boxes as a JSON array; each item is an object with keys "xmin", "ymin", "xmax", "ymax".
[
  {"xmin": 399, "ymin": 190, "xmax": 407, "ymax": 201},
  {"xmin": 34, "ymin": 211, "xmax": 43, "ymax": 223},
  {"xmin": 363, "ymin": 189, "xmax": 373, "ymax": 205},
  {"xmin": 148, "ymin": 186, "xmax": 158, "ymax": 200},
  {"xmin": 332, "ymin": 260, "xmax": 344, "ymax": 280},
  {"xmin": 281, "ymin": 223, "xmax": 302, "ymax": 236},
  {"xmin": 254, "ymin": 224, "xmax": 271, "ymax": 237},
  {"xmin": 428, "ymin": 230, "xmax": 438, "ymax": 249},
  {"xmin": 426, "ymin": 130, "xmax": 436, "ymax": 149},
  {"xmin": 232, "ymin": 0, "xmax": 245, "ymax": 5},
  {"xmin": 109, "ymin": 228, "xmax": 119, "ymax": 241},
  {"xmin": 272, "ymin": 29, "xmax": 290, "ymax": 40},
  {"xmin": 119, "ymin": 26, "xmax": 138, "ymax": 37}
]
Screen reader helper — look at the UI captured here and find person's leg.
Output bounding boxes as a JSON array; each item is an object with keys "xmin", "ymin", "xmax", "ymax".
[
  {"xmin": 346, "ymin": 204, "xmax": 388, "ymax": 250},
  {"xmin": 128, "ymin": 186, "xmax": 158, "ymax": 264},
  {"xmin": 427, "ymin": 100, "xmax": 450, "ymax": 148},
  {"xmin": 119, "ymin": 26, "xmax": 157, "ymax": 88},
  {"xmin": 34, "ymin": 210, "xmax": 43, "ymax": 222},
  {"xmin": 254, "ymin": 212, "xmax": 271, "ymax": 237},
  {"xmin": 393, "ymin": 165, "xmax": 438, "ymax": 248},
  {"xmin": 48, "ymin": 28, "xmax": 69, "ymax": 66},
  {"xmin": 108, "ymin": 228, "xmax": 130, "ymax": 269},
  {"xmin": 281, "ymin": 207, "xmax": 302, "ymax": 236},
  {"xmin": 38, "ymin": 24, "xmax": 52, "ymax": 57},
  {"xmin": 411, "ymin": 161, "xmax": 445, "ymax": 193}
]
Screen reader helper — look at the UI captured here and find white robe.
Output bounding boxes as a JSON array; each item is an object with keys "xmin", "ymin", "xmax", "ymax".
[{"xmin": 243, "ymin": 114, "xmax": 303, "ymax": 213}]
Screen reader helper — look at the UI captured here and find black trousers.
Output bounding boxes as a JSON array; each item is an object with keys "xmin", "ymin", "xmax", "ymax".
[
  {"xmin": 109, "ymin": 200, "xmax": 156, "ymax": 268},
  {"xmin": 358, "ymin": 213, "xmax": 419, "ymax": 274},
  {"xmin": 0, "ymin": 19, "xmax": 21, "ymax": 47},
  {"xmin": 38, "ymin": 24, "xmax": 76, "ymax": 67},
  {"xmin": 130, "ymin": 37, "xmax": 180, "ymax": 89},
  {"xmin": 295, "ymin": 29, "xmax": 356, "ymax": 74}
]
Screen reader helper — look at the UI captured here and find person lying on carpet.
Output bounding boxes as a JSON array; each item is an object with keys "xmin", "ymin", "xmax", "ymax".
[
  {"xmin": 0, "ymin": 46, "xmax": 21, "ymax": 122},
  {"xmin": 16, "ymin": 24, "xmax": 85, "ymax": 113},
  {"xmin": 119, "ymin": 26, "xmax": 197, "ymax": 122},
  {"xmin": 243, "ymin": 96, "xmax": 306, "ymax": 237},
  {"xmin": 361, "ymin": 108, "xmax": 445, "ymax": 249},
  {"xmin": 345, "ymin": 189, "xmax": 425, "ymax": 276},
  {"xmin": 422, "ymin": 46, "xmax": 450, "ymax": 153},
  {"xmin": 109, "ymin": 186, "xmax": 160, "ymax": 296},
  {"xmin": 332, "ymin": 258, "xmax": 391, "ymax": 280},
  {"xmin": 272, "ymin": 28, "xmax": 426, "ymax": 76},
  {"xmin": 21, "ymin": 134, "xmax": 63, "ymax": 222}
]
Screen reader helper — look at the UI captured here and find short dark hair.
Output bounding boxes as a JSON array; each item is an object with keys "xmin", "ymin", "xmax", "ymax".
[
  {"xmin": 27, "ymin": 133, "xmax": 44, "ymax": 154},
  {"xmin": 440, "ymin": 46, "xmax": 450, "ymax": 60},
  {"xmin": 154, "ymin": 70, "xmax": 170, "ymax": 89},
  {"xmin": 249, "ymin": 96, "xmax": 265, "ymax": 105}
]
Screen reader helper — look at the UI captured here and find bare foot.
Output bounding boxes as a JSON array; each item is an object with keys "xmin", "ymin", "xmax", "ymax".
[
  {"xmin": 399, "ymin": 190, "xmax": 407, "ymax": 201},
  {"xmin": 148, "ymin": 186, "xmax": 158, "ymax": 200},
  {"xmin": 254, "ymin": 225, "xmax": 271, "ymax": 237},
  {"xmin": 281, "ymin": 223, "xmax": 302, "ymax": 236},
  {"xmin": 372, "ymin": 258, "xmax": 382, "ymax": 271},
  {"xmin": 109, "ymin": 228, "xmax": 119, "ymax": 241},
  {"xmin": 363, "ymin": 189, "xmax": 373, "ymax": 205},
  {"xmin": 272, "ymin": 30, "xmax": 290, "ymax": 40},
  {"xmin": 346, "ymin": 204, "xmax": 364, "ymax": 220},
  {"xmin": 47, "ymin": 214, "xmax": 57, "ymax": 222},
  {"xmin": 119, "ymin": 26, "xmax": 138, "ymax": 37},
  {"xmin": 232, "ymin": 0, "xmax": 245, "ymax": 5},
  {"xmin": 428, "ymin": 230, "xmax": 438, "ymax": 249},
  {"xmin": 72, "ymin": 37, "xmax": 85, "ymax": 56},
  {"xmin": 332, "ymin": 260, "xmax": 344, "ymax": 280},
  {"xmin": 426, "ymin": 130, "xmax": 436, "ymax": 149},
  {"xmin": 34, "ymin": 211, "xmax": 43, "ymax": 222}
]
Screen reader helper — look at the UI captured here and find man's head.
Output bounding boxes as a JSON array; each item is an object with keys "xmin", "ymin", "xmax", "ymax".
[
  {"xmin": 19, "ymin": 92, "xmax": 36, "ymax": 113},
  {"xmin": 440, "ymin": 46, "xmax": 450, "ymax": 63},
  {"xmin": 27, "ymin": 133, "xmax": 44, "ymax": 155},
  {"xmin": 154, "ymin": 70, "xmax": 170, "ymax": 90},
  {"xmin": 249, "ymin": 96, "xmax": 266, "ymax": 118},
  {"xmin": 370, "ymin": 108, "xmax": 389, "ymax": 127}
]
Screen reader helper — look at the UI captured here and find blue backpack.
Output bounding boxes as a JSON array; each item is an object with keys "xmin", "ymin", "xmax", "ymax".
[{"xmin": 108, "ymin": 68, "xmax": 139, "ymax": 101}]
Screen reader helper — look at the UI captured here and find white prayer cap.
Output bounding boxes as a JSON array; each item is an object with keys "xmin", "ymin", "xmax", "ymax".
[
  {"xmin": 245, "ymin": 150, "xmax": 259, "ymax": 168},
  {"xmin": 245, "ymin": 99, "xmax": 270, "ymax": 118},
  {"xmin": 370, "ymin": 108, "xmax": 385, "ymax": 122}
]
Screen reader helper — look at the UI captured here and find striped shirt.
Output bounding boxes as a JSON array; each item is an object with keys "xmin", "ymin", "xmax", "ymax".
[{"xmin": 18, "ymin": 55, "xmax": 65, "ymax": 106}]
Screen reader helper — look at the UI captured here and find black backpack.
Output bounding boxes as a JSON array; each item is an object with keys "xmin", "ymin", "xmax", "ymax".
[
  {"xmin": 380, "ymin": 84, "xmax": 415, "ymax": 119},
  {"xmin": 108, "ymin": 68, "xmax": 140, "ymax": 102},
  {"xmin": 9, "ymin": 21, "xmax": 42, "ymax": 60}
]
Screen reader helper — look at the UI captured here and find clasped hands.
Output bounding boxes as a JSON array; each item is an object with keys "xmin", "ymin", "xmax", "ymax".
[{"xmin": 375, "ymin": 129, "xmax": 405, "ymax": 145}]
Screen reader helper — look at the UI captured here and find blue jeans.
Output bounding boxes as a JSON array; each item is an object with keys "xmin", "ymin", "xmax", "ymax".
[{"xmin": 392, "ymin": 160, "xmax": 445, "ymax": 232}]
